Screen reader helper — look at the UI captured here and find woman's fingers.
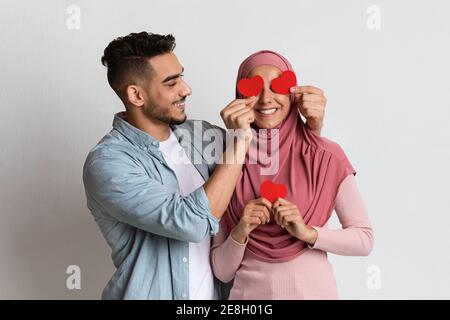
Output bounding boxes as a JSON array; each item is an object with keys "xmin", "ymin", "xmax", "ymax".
[
  {"xmin": 273, "ymin": 197, "xmax": 291, "ymax": 208},
  {"xmin": 276, "ymin": 211, "xmax": 298, "ymax": 227},
  {"xmin": 273, "ymin": 204, "xmax": 297, "ymax": 213},
  {"xmin": 253, "ymin": 199, "xmax": 272, "ymax": 222},
  {"xmin": 273, "ymin": 205, "xmax": 300, "ymax": 226},
  {"xmin": 252, "ymin": 205, "xmax": 270, "ymax": 222},
  {"xmin": 246, "ymin": 217, "xmax": 262, "ymax": 225},
  {"xmin": 280, "ymin": 212, "xmax": 300, "ymax": 226},
  {"xmin": 254, "ymin": 197, "xmax": 273, "ymax": 210},
  {"xmin": 248, "ymin": 209, "xmax": 267, "ymax": 225},
  {"xmin": 273, "ymin": 206, "xmax": 294, "ymax": 223}
]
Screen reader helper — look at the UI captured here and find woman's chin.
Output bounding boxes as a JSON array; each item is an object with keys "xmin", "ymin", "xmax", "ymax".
[{"xmin": 254, "ymin": 117, "xmax": 283, "ymax": 130}]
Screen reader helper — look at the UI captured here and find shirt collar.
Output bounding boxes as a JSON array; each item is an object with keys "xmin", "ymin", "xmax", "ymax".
[
  {"xmin": 112, "ymin": 112, "xmax": 187, "ymax": 152},
  {"xmin": 112, "ymin": 112, "xmax": 161, "ymax": 151}
]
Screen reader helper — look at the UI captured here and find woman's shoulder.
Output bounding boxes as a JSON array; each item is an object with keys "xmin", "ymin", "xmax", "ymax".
[
  {"xmin": 299, "ymin": 118, "xmax": 350, "ymax": 162},
  {"xmin": 310, "ymin": 133, "xmax": 350, "ymax": 162}
]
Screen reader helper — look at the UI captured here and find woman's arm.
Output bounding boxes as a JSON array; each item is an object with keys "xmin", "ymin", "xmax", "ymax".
[
  {"xmin": 210, "ymin": 222, "xmax": 248, "ymax": 283},
  {"xmin": 309, "ymin": 174, "xmax": 374, "ymax": 256},
  {"xmin": 211, "ymin": 197, "xmax": 271, "ymax": 282}
]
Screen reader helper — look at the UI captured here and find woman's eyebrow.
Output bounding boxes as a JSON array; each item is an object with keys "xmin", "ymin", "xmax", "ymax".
[{"xmin": 161, "ymin": 67, "xmax": 184, "ymax": 83}]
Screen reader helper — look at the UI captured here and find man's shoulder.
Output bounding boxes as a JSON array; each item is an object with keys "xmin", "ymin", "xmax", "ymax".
[{"xmin": 83, "ymin": 130, "xmax": 139, "ymax": 176}]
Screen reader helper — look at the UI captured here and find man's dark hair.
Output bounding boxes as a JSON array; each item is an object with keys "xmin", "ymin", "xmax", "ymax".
[{"xmin": 101, "ymin": 32, "xmax": 176, "ymax": 94}]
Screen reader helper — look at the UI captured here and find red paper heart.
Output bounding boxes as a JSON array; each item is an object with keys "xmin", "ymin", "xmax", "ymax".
[
  {"xmin": 270, "ymin": 70, "xmax": 297, "ymax": 94},
  {"xmin": 260, "ymin": 180, "xmax": 288, "ymax": 204},
  {"xmin": 237, "ymin": 75, "xmax": 264, "ymax": 97}
]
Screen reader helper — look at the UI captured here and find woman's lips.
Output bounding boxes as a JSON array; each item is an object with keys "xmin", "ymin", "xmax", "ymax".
[{"xmin": 256, "ymin": 108, "xmax": 278, "ymax": 115}]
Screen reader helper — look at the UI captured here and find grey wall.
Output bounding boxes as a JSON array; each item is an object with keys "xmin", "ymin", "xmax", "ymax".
[{"xmin": 1, "ymin": 0, "xmax": 449, "ymax": 299}]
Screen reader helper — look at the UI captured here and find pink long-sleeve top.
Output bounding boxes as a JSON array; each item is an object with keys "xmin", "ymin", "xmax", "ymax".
[{"xmin": 210, "ymin": 174, "xmax": 374, "ymax": 300}]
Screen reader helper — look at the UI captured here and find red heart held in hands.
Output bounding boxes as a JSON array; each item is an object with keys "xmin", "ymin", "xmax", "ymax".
[
  {"xmin": 270, "ymin": 70, "xmax": 297, "ymax": 94},
  {"xmin": 237, "ymin": 75, "xmax": 264, "ymax": 97},
  {"xmin": 259, "ymin": 180, "xmax": 288, "ymax": 204}
]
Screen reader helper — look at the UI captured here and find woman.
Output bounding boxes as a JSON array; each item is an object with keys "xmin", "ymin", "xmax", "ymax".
[{"xmin": 211, "ymin": 50, "xmax": 374, "ymax": 300}]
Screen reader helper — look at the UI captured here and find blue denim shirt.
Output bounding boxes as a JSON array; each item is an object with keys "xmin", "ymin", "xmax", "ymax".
[{"xmin": 82, "ymin": 112, "xmax": 226, "ymax": 299}]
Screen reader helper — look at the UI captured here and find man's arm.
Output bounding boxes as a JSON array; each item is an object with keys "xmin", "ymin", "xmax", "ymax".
[
  {"xmin": 306, "ymin": 119, "xmax": 323, "ymax": 136},
  {"xmin": 83, "ymin": 154, "xmax": 218, "ymax": 243},
  {"xmin": 203, "ymin": 134, "xmax": 250, "ymax": 219},
  {"xmin": 83, "ymin": 97, "xmax": 256, "ymax": 242},
  {"xmin": 203, "ymin": 96, "xmax": 257, "ymax": 219}
]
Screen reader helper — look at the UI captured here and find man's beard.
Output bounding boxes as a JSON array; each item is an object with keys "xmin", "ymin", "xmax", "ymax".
[{"xmin": 144, "ymin": 97, "xmax": 187, "ymax": 125}]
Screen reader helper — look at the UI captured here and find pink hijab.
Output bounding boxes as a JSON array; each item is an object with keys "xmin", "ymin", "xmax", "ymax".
[{"xmin": 220, "ymin": 50, "xmax": 356, "ymax": 263}]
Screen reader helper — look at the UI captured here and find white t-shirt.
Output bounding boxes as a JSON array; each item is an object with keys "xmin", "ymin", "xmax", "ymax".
[{"xmin": 159, "ymin": 129, "xmax": 218, "ymax": 300}]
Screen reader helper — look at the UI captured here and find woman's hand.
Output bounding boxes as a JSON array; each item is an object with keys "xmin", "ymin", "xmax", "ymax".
[
  {"xmin": 290, "ymin": 85, "xmax": 326, "ymax": 135},
  {"xmin": 272, "ymin": 198, "xmax": 318, "ymax": 245},
  {"xmin": 231, "ymin": 197, "xmax": 272, "ymax": 244}
]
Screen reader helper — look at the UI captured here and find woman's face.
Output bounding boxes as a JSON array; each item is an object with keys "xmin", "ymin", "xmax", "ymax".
[{"xmin": 246, "ymin": 64, "xmax": 291, "ymax": 129}]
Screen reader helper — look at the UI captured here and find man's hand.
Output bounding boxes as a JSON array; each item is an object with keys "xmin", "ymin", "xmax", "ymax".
[
  {"xmin": 290, "ymin": 85, "xmax": 326, "ymax": 136},
  {"xmin": 220, "ymin": 97, "xmax": 257, "ymax": 130},
  {"xmin": 202, "ymin": 97, "xmax": 257, "ymax": 219}
]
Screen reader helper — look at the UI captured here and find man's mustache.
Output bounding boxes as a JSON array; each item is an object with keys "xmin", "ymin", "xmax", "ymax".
[{"xmin": 173, "ymin": 97, "xmax": 187, "ymax": 104}]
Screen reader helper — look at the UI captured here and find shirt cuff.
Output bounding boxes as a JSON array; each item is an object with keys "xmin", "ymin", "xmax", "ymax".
[
  {"xmin": 192, "ymin": 185, "xmax": 219, "ymax": 235},
  {"xmin": 229, "ymin": 233, "xmax": 249, "ymax": 246},
  {"xmin": 307, "ymin": 226, "xmax": 323, "ymax": 250}
]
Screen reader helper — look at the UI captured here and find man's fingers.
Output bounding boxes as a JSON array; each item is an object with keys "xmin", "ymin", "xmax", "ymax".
[
  {"xmin": 231, "ymin": 109, "xmax": 255, "ymax": 126},
  {"xmin": 229, "ymin": 106, "xmax": 254, "ymax": 122},
  {"xmin": 222, "ymin": 101, "xmax": 250, "ymax": 118},
  {"xmin": 300, "ymin": 94, "xmax": 326, "ymax": 103},
  {"xmin": 290, "ymin": 85, "xmax": 324, "ymax": 95}
]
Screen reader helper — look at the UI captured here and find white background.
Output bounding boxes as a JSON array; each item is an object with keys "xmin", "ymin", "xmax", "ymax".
[{"xmin": 1, "ymin": 0, "xmax": 449, "ymax": 299}]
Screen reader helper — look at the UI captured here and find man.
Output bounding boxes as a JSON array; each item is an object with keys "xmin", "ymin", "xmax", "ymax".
[{"xmin": 82, "ymin": 32, "xmax": 325, "ymax": 299}]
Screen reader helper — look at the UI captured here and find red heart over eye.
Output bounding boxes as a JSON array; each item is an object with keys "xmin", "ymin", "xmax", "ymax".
[
  {"xmin": 260, "ymin": 180, "xmax": 288, "ymax": 204},
  {"xmin": 270, "ymin": 70, "xmax": 297, "ymax": 94},
  {"xmin": 237, "ymin": 75, "xmax": 264, "ymax": 97}
]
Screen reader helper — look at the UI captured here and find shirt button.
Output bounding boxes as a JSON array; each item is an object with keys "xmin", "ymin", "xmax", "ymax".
[
  {"xmin": 182, "ymin": 257, "xmax": 187, "ymax": 263},
  {"xmin": 159, "ymin": 160, "xmax": 164, "ymax": 164},
  {"xmin": 182, "ymin": 293, "xmax": 187, "ymax": 298},
  {"xmin": 152, "ymin": 141, "xmax": 158, "ymax": 146}
]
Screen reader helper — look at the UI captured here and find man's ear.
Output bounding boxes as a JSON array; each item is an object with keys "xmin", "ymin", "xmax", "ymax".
[{"xmin": 125, "ymin": 85, "xmax": 145, "ymax": 107}]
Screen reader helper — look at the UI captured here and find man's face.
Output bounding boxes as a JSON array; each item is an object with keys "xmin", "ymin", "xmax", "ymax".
[{"xmin": 142, "ymin": 52, "xmax": 192, "ymax": 125}]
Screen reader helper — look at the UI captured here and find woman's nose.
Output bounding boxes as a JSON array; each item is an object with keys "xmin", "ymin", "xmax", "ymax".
[{"xmin": 259, "ymin": 87, "xmax": 274, "ymax": 105}]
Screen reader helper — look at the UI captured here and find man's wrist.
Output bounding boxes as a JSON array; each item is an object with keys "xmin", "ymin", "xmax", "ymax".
[{"xmin": 306, "ymin": 119, "xmax": 323, "ymax": 136}]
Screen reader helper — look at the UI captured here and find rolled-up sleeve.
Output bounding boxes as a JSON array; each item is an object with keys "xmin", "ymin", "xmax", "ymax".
[{"xmin": 83, "ymin": 154, "xmax": 219, "ymax": 243}]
